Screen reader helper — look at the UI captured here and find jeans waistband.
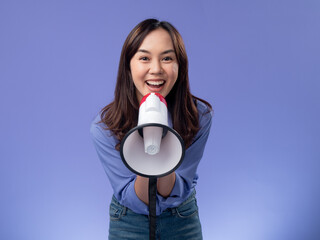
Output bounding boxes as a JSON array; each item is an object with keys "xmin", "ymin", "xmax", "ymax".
[
  {"xmin": 166, "ymin": 189, "xmax": 196, "ymax": 214},
  {"xmin": 111, "ymin": 189, "xmax": 196, "ymax": 215}
]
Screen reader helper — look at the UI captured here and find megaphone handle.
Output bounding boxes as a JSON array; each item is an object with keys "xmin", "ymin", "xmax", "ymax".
[{"xmin": 148, "ymin": 177, "xmax": 157, "ymax": 240}]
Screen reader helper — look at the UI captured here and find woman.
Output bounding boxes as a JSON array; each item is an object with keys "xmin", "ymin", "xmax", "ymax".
[{"xmin": 91, "ymin": 18, "xmax": 212, "ymax": 240}]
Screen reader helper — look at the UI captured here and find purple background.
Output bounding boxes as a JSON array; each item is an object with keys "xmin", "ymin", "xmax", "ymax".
[{"xmin": 1, "ymin": 0, "xmax": 319, "ymax": 239}]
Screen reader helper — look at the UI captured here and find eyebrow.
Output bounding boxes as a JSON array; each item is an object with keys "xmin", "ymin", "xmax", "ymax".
[{"xmin": 137, "ymin": 49, "xmax": 175, "ymax": 55}]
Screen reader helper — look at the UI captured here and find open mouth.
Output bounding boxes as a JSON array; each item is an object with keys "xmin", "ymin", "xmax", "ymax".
[{"xmin": 146, "ymin": 80, "xmax": 165, "ymax": 90}]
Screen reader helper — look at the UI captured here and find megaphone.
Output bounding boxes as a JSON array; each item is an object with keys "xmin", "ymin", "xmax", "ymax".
[
  {"xmin": 120, "ymin": 93, "xmax": 185, "ymax": 239},
  {"xmin": 120, "ymin": 92, "xmax": 185, "ymax": 177}
]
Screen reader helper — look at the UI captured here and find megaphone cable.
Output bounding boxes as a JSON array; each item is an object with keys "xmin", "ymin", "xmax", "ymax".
[{"xmin": 148, "ymin": 177, "xmax": 157, "ymax": 240}]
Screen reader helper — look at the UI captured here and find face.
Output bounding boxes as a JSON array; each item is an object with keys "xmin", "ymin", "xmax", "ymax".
[{"xmin": 130, "ymin": 28, "xmax": 179, "ymax": 102}]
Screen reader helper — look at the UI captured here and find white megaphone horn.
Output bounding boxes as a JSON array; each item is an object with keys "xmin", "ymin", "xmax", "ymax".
[{"xmin": 120, "ymin": 93, "xmax": 185, "ymax": 178}]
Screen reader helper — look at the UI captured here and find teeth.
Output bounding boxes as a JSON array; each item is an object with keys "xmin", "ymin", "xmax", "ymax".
[{"xmin": 146, "ymin": 80, "xmax": 164, "ymax": 86}]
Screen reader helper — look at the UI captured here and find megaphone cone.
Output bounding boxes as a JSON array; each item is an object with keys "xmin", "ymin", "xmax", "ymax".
[{"xmin": 120, "ymin": 93, "xmax": 185, "ymax": 178}]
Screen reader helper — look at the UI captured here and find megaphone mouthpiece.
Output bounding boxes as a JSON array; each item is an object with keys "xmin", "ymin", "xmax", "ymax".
[{"xmin": 138, "ymin": 93, "xmax": 168, "ymax": 126}]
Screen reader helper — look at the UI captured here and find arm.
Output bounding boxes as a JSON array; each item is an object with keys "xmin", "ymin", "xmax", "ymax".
[
  {"xmin": 90, "ymin": 119, "xmax": 149, "ymax": 214},
  {"xmin": 135, "ymin": 172, "xmax": 176, "ymax": 205},
  {"xmin": 157, "ymin": 102, "xmax": 213, "ymax": 211}
]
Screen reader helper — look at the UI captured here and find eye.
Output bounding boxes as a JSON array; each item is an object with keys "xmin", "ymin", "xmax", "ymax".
[
  {"xmin": 162, "ymin": 56, "xmax": 173, "ymax": 61},
  {"xmin": 139, "ymin": 56, "xmax": 149, "ymax": 61}
]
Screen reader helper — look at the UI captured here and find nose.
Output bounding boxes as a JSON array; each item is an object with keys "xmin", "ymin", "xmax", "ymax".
[{"xmin": 149, "ymin": 60, "xmax": 162, "ymax": 74}]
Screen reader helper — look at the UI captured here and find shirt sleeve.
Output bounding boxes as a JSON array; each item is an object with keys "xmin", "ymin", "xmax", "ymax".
[
  {"xmin": 157, "ymin": 101, "xmax": 213, "ymax": 211},
  {"xmin": 90, "ymin": 117, "xmax": 149, "ymax": 215}
]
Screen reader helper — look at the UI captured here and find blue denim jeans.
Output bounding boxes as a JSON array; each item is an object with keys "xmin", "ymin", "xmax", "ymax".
[{"xmin": 108, "ymin": 191, "xmax": 203, "ymax": 240}]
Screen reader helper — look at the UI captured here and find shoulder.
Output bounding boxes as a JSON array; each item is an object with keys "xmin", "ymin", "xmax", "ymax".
[
  {"xmin": 90, "ymin": 114, "xmax": 105, "ymax": 136},
  {"xmin": 195, "ymin": 99, "xmax": 213, "ymax": 128},
  {"xmin": 90, "ymin": 114, "xmax": 118, "ymax": 147}
]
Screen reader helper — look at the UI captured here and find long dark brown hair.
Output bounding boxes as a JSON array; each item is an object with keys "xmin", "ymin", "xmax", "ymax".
[{"xmin": 100, "ymin": 19, "xmax": 212, "ymax": 150}]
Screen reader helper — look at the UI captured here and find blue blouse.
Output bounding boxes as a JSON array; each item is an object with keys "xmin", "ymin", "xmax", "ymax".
[{"xmin": 90, "ymin": 100, "xmax": 212, "ymax": 216}]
